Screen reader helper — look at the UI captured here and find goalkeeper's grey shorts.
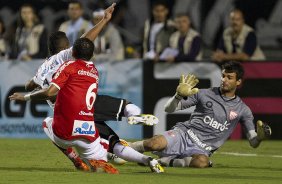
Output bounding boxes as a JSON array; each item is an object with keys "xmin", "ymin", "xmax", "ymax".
[{"xmin": 153, "ymin": 128, "xmax": 209, "ymax": 158}]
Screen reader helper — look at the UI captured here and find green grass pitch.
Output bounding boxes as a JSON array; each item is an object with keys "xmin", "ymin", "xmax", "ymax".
[{"xmin": 0, "ymin": 139, "xmax": 281, "ymax": 184}]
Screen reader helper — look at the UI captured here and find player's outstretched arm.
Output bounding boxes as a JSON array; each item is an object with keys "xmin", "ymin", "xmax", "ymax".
[
  {"xmin": 25, "ymin": 78, "xmax": 40, "ymax": 92},
  {"xmin": 176, "ymin": 74, "xmax": 199, "ymax": 98},
  {"xmin": 165, "ymin": 74, "xmax": 199, "ymax": 113},
  {"xmin": 81, "ymin": 3, "xmax": 116, "ymax": 41},
  {"xmin": 256, "ymin": 120, "xmax": 272, "ymax": 141},
  {"xmin": 9, "ymin": 84, "xmax": 59, "ymax": 102},
  {"xmin": 248, "ymin": 120, "xmax": 272, "ymax": 148}
]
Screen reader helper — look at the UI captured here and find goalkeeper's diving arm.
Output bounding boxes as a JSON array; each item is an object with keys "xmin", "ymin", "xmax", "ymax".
[
  {"xmin": 247, "ymin": 120, "xmax": 272, "ymax": 148},
  {"xmin": 165, "ymin": 74, "xmax": 199, "ymax": 113},
  {"xmin": 247, "ymin": 130, "xmax": 261, "ymax": 148},
  {"xmin": 164, "ymin": 94, "xmax": 182, "ymax": 113}
]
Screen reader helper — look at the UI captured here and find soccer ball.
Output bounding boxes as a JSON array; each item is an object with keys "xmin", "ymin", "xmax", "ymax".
[{"xmin": 107, "ymin": 152, "xmax": 127, "ymax": 165}]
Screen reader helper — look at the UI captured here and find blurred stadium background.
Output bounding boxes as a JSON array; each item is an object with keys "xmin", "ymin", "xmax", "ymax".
[
  {"xmin": 0, "ymin": 0, "xmax": 282, "ymax": 183},
  {"xmin": 0, "ymin": 0, "xmax": 282, "ymax": 140}
]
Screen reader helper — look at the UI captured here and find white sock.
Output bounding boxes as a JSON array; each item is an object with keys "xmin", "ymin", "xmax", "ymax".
[
  {"xmin": 113, "ymin": 142, "xmax": 149, "ymax": 164},
  {"xmin": 128, "ymin": 141, "xmax": 145, "ymax": 153},
  {"xmin": 124, "ymin": 104, "xmax": 141, "ymax": 117}
]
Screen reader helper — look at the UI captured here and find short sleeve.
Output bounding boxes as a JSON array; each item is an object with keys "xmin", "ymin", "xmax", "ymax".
[
  {"xmin": 56, "ymin": 47, "xmax": 73, "ymax": 63},
  {"xmin": 51, "ymin": 63, "xmax": 72, "ymax": 90},
  {"xmin": 33, "ymin": 73, "xmax": 42, "ymax": 86},
  {"xmin": 32, "ymin": 61, "xmax": 48, "ymax": 87}
]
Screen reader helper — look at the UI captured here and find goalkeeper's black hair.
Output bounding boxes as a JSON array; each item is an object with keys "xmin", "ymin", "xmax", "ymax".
[
  {"xmin": 48, "ymin": 31, "xmax": 69, "ymax": 55},
  {"xmin": 221, "ymin": 61, "xmax": 244, "ymax": 80}
]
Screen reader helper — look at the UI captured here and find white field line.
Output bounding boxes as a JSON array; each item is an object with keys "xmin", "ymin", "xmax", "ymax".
[{"xmin": 216, "ymin": 152, "xmax": 282, "ymax": 158}]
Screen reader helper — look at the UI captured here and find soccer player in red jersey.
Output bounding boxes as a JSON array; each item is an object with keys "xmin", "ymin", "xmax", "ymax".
[
  {"xmin": 19, "ymin": 3, "xmax": 162, "ymax": 173},
  {"xmin": 9, "ymin": 38, "xmax": 164, "ymax": 173},
  {"xmin": 9, "ymin": 38, "xmax": 119, "ymax": 174}
]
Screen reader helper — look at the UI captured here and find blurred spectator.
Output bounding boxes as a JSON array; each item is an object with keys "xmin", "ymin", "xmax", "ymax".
[
  {"xmin": 212, "ymin": 9, "xmax": 265, "ymax": 62},
  {"xmin": 91, "ymin": 9, "xmax": 124, "ymax": 61},
  {"xmin": 162, "ymin": 13, "xmax": 202, "ymax": 63},
  {"xmin": 143, "ymin": 1, "xmax": 175, "ymax": 61},
  {"xmin": 11, "ymin": 4, "xmax": 48, "ymax": 61},
  {"xmin": 105, "ymin": 0, "xmax": 128, "ymax": 28},
  {"xmin": 59, "ymin": 0, "xmax": 92, "ymax": 46},
  {"xmin": 0, "ymin": 18, "xmax": 8, "ymax": 60}
]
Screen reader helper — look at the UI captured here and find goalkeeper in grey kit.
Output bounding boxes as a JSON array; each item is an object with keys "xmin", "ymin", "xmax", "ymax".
[{"xmin": 130, "ymin": 61, "xmax": 271, "ymax": 168}]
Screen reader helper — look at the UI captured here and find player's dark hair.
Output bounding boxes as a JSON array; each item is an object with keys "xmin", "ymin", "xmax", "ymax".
[
  {"xmin": 48, "ymin": 31, "xmax": 69, "ymax": 55},
  {"xmin": 221, "ymin": 61, "xmax": 244, "ymax": 80},
  {"xmin": 72, "ymin": 38, "xmax": 94, "ymax": 61}
]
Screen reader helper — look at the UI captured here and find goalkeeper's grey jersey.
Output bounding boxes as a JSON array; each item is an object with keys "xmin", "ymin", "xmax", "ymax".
[{"xmin": 177, "ymin": 87, "xmax": 255, "ymax": 153}]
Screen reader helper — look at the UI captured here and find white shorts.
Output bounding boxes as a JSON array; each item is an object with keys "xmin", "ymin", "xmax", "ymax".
[{"xmin": 43, "ymin": 117, "xmax": 107, "ymax": 161}]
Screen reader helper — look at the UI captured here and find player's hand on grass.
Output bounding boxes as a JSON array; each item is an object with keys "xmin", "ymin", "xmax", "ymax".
[
  {"xmin": 103, "ymin": 3, "xmax": 116, "ymax": 22},
  {"xmin": 176, "ymin": 74, "xmax": 199, "ymax": 98},
  {"xmin": 9, "ymin": 93, "xmax": 25, "ymax": 101},
  {"xmin": 257, "ymin": 120, "xmax": 272, "ymax": 141}
]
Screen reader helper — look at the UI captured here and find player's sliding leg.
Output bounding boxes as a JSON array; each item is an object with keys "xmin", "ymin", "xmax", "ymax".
[
  {"xmin": 52, "ymin": 144, "xmax": 90, "ymax": 171},
  {"xmin": 112, "ymin": 141, "xmax": 164, "ymax": 173},
  {"xmin": 108, "ymin": 131, "xmax": 164, "ymax": 173},
  {"xmin": 256, "ymin": 120, "xmax": 272, "ymax": 140},
  {"xmin": 94, "ymin": 95, "xmax": 159, "ymax": 126},
  {"xmin": 107, "ymin": 139, "xmax": 128, "ymax": 165},
  {"xmin": 43, "ymin": 117, "xmax": 90, "ymax": 171},
  {"xmin": 130, "ymin": 134, "xmax": 211, "ymax": 168},
  {"xmin": 71, "ymin": 137, "xmax": 119, "ymax": 174},
  {"xmin": 158, "ymin": 155, "xmax": 211, "ymax": 168},
  {"xmin": 96, "ymin": 121, "xmax": 164, "ymax": 173},
  {"xmin": 129, "ymin": 135, "xmax": 168, "ymax": 153},
  {"xmin": 124, "ymin": 103, "xmax": 159, "ymax": 126},
  {"xmin": 88, "ymin": 160, "xmax": 119, "ymax": 174}
]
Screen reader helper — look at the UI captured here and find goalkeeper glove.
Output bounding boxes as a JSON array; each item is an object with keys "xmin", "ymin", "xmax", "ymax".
[
  {"xmin": 256, "ymin": 120, "xmax": 272, "ymax": 141},
  {"xmin": 176, "ymin": 74, "xmax": 199, "ymax": 99}
]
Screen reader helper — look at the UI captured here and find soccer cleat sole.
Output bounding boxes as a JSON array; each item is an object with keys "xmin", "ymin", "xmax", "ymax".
[{"xmin": 128, "ymin": 114, "xmax": 159, "ymax": 126}]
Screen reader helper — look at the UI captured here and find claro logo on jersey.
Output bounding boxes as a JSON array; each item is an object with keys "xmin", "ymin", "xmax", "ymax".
[
  {"xmin": 72, "ymin": 120, "xmax": 95, "ymax": 137},
  {"xmin": 203, "ymin": 116, "xmax": 230, "ymax": 132}
]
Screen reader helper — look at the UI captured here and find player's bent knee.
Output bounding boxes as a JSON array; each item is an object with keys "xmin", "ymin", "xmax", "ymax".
[
  {"xmin": 144, "ymin": 135, "xmax": 167, "ymax": 151},
  {"xmin": 190, "ymin": 155, "xmax": 209, "ymax": 168}
]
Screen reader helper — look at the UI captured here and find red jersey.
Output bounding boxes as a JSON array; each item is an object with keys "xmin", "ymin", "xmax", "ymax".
[{"xmin": 51, "ymin": 59, "xmax": 99, "ymax": 142}]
